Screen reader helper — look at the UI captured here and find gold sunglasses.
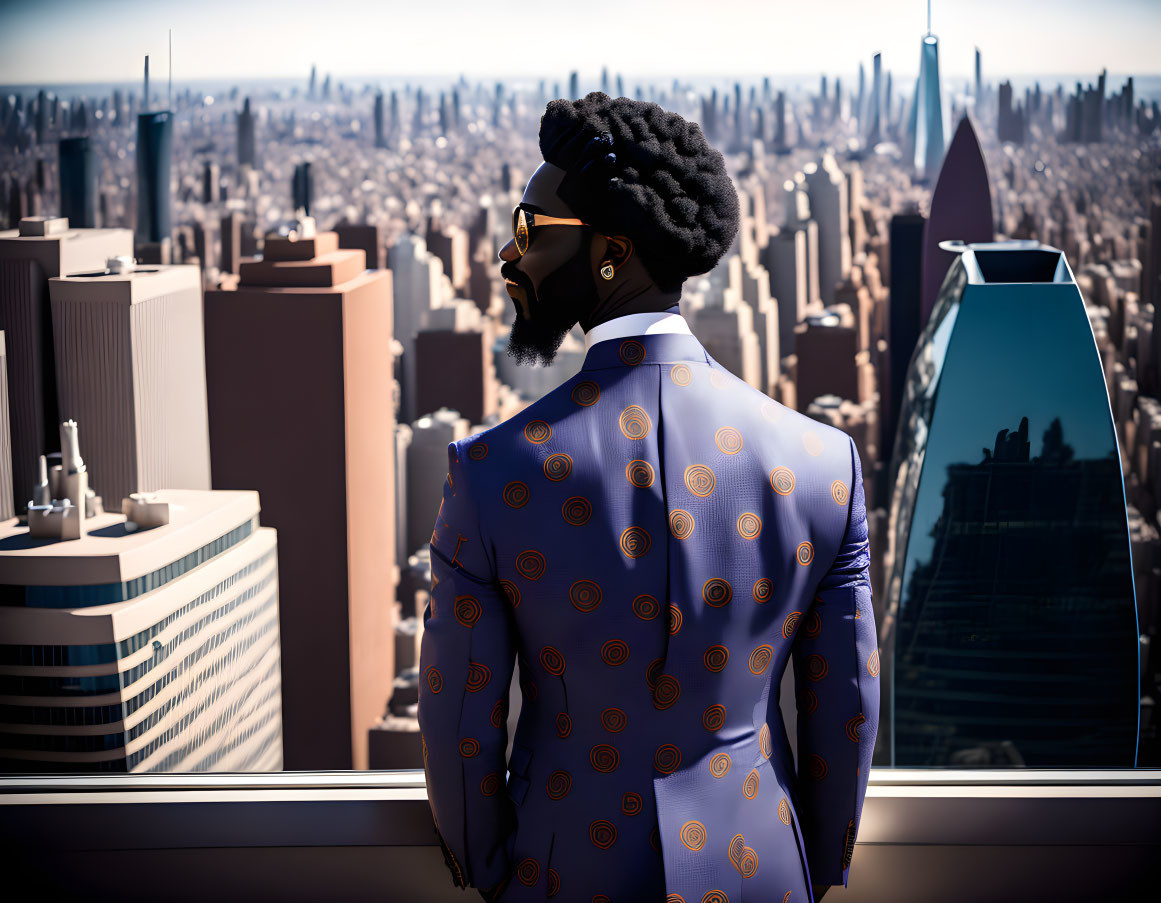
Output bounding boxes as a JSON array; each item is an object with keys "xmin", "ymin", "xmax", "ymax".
[{"xmin": 512, "ymin": 205, "xmax": 589, "ymax": 256}]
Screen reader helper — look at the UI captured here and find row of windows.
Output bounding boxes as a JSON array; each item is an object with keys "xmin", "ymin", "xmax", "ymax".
[
  {"xmin": 185, "ymin": 697, "xmax": 283, "ymax": 772},
  {"xmin": 0, "ymin": 701, "xmax": 123, "ymax": 727},
  {"xmin": 4, "ymin": 517, "xmax": 258, "ymax": 609},
  {"xmin": 0, "ymin": 558, "xmax": 276, "ymax": 699},
  {"xmin": 130, "ymin": 662, "xmax": 283, "ymax": 772}
]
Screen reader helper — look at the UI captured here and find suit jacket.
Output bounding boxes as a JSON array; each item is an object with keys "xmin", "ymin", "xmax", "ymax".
[{"xmin": 418, "ymin": 329, "xmax": 879, "ymax": 903}]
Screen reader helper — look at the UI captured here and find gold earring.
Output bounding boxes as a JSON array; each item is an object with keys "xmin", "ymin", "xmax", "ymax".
[{"xmin": 600, "ymin": 261, "xmax": 615, "ymax": 280}]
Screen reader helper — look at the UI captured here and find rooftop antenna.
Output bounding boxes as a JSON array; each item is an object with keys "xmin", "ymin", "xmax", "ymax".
[
  {"xmin": 927, "ymin": 0, "xmax": 932, "ymax": 35},
  {"xmin": 168, "ymin": 28, "xmax": 172, "ymax": 111}
]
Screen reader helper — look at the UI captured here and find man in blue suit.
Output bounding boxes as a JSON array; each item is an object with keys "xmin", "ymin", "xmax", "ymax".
[{"xmin": 418, "ymin": 92, "xmax": 879, "ymax": 903}]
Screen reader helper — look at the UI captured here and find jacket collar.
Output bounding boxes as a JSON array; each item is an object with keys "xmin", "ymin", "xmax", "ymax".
[
  {"xmin": 580, "ymin": 330, "xmax": 712, "ymax": 370},
  {"xmin": 583, "ymin": 307, "xmax": 691, "ymax": 352}
]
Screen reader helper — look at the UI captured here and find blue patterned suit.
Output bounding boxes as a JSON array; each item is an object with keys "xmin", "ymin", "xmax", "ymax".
[{"xmin": 418, "ymin": 328, "xmax": 879, "ymax": 903}]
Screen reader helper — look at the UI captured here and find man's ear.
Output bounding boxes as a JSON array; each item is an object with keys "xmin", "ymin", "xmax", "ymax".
[{"xmin": 603, "ymin": 235, "xmax": 633, "ymax": 268}]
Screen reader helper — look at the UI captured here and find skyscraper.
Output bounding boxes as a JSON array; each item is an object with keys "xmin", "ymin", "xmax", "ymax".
[
  {"xmin": 883, "ymin": 240, "xmax": 1138, "ymax": 767},
  {"xmin": 866, "ymin": 52, "xmax": 883, "ymax": 147},
  {"xmin": 134, "ymin": 110, "xmax": 173, "ymax": 253},
  {"xmin": 0, "ymin": 216, "xmax": 132, "ymax": 512},
  {"xmin": 0, "ymin": 488, "xmax": 283, "ymax": 773},
  {"xmin": 237, "ymin": 97, "xmax": 255, "ymax": 167},
  {"xmin": 804, "ymin": 153, "xmax": 851, "ymax": 303},
  {"xmin": 58, "ymin": 137, "xmax": 97, "ymax": 229},
  {"xmin": 907, "ymin": 15, "xmax": 947, "ymax": 182},
  {"xmin": 47, "ymin": 260, "xmax": 212, "ymax": 508},
  {"xmin": 203, "ymin": 231, "xmax": 396, "ymax": 770}
]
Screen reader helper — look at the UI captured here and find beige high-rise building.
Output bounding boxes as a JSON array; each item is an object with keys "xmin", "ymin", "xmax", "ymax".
[
  {"xmin": 0, "ymin": 488, "xmax": 282, "ymax": 773},
  {"xmin": 47, "ymin": 262, "xmax": 212, "ymax": 509},
  {"xmin": 203, "ymin": 231, "xmax": 396, "ymax": 771},
  {"xmin": 0, "ymin": 216, "xmax": 133, "ymax": 511}
]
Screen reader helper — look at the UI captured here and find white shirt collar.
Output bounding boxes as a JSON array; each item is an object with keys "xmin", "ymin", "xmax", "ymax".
[{"xmin": 583, "ymin": 307, "xmax": 692, "ymax": 353}]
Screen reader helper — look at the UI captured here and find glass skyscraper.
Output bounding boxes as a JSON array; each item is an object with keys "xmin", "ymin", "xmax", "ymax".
[{"xmin": 882, "ymin": 241, "xmax": 1139, "ymax": 768}]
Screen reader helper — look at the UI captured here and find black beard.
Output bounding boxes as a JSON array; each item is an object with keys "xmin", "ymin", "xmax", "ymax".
[{"xmin": 503, "ymin": 248, "xmax": 599, "ymax": 367}]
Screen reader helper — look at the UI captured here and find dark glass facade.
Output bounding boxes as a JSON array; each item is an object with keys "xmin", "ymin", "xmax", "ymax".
[{"xmin": 884, "ymin": 242, "xmax": 1139, "ymax": 767}]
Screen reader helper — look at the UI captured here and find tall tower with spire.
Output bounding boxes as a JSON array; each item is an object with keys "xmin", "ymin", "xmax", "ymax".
[{"xmin": 907, "ymin": 0, "xmax": 948, "ymax": 182}]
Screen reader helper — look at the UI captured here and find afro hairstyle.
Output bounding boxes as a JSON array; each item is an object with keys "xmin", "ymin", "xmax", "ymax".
[{"xmin": 538, "ymin": 92, "xmax": 739, "ymax": 292}]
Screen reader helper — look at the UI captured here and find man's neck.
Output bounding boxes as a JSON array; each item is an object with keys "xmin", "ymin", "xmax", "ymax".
[{"xmin": 579, "ymin": 278, "xmax": 683, "ymax": 334}]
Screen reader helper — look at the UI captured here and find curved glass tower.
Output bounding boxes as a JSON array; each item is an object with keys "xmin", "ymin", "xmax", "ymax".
[{"xmin": 882, "ymin": 241, "xmax": 1139, "ymax": 767}]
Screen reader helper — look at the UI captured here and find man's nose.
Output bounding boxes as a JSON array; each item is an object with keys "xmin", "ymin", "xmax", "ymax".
[{"xmin": 498, "ymin": 238, "xmax": 519, "ymax": 263}]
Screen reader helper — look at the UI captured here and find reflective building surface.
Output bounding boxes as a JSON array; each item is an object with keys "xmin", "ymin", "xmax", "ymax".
[{"xmin": 883, "ymin": 241, "xmax": 1139, "ymax": 767}]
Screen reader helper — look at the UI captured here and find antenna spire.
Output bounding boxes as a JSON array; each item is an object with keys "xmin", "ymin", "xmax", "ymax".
[
  {"xmin": 927, "ymin": 0, "xmax": 932, "ymax": 34},
  {"xmin": 168, "ymin": 29, "xmax": 173, "ymax": 111}
]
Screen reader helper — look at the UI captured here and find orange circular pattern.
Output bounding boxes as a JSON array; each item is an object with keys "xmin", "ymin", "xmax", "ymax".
[
  {"xmin": 799, "ymin": 688, "xmax": 819, "ymax": 715},
  {"xmin": 680, "ymin": 820, "xmax": 706, "ymax": 850},
  {"xmin": 619, "ymin": 339, "xmax": 646, "ymax": 365},
  {"xmin": 601, "ymin": 638, "xmax": 630, "ymax": 666},
  {"xmin": 831, "ymin": 479, "xmax": 849, "ymax": 505},
  {"xmin": 555, "ymin": 712, "xmax": 572, "ymax": 738},
  {"xmin": 868, "ymin": 649, "xmax": 881, "ymax": 677},
  {"xmin": 454, "ymin": 595, "xmax": 482, "ymax": 627},
  {"xmin": 590, "ymin": 818, "xmax": 618, "ymax": 848},
  {"xmin": 620, "ymin": 526, "xmax": 651, "ymax": 558},
  {"xmin": 626, "ymin": 459, "xmax": 655, "ymax": 487},
  {"xmin": 806, "ymin": 654, "xmax": 828, "ymax": 681},
  {"xmin": 503, "ymin": 480, "xmax": 530, "ymax": 508},
  {"xmin": 738, "ymin": 847, "xmax": 758, "ymax": 878},
  {"xmin": 748, "ymin": 644, "xmax": 773, "ymax": 675},
  {"xmin": 519, "ymin": 671, "xmax": 538, "ymax": 701},
  {"xmin": 669, "ymin": 508, "xmax": 695, "ymax": 539},
  {"xmin": 753, "ymin": 578, "xmax": 773, "ymax": 603},
  {"xmin": 646, "ymin": 658, "xmax": 666, "ymax": 689},
  {"xmin": 499, "ymin": 579, "xmax": 521, "ymax": 609},
  {"xmin": 595, "ymin": 897, "xmax": 614, "ymax": 903},
  {"xmin": 546, "ymin": 770, "xmax": 571, "ymax": 800},
  {"xmin": 540, "ymin": 645, "xmax": 566, "ymax": 675},
  {"xmin": 704, "ymin": 645, "xmax": 730, "ymax": 672},
  {"xmin": 782, "ymin": 611, "xmax": 802, "ymax": 639},
  {"xmin": 684, "ymin": 464, "xmax": 716, "ymax": 497},
  {"xmin": 769, "ymin": 466, "xmax": 795, "ymax": 495},
  {"xmin": 846, "ymin": 713, "xmax": 866, "ymax": 743},
  {"xmin": 590, "ymin": 744, "xmax": 620, "ymax": 772},
  {"xmin": 516, "ymin": 857, "xmax": 539, "ymax": 886},
  {"xmin": 668, "ymin": 604, "xmax": 683, "ymax": 635},
  {"xmin": 569, "ymin": 579, "xmax": 603, "ymax": 613},
  {"xmin": 653, "ymin": 675, "xmax": 681, "ymax": 710},
  {"xmin": 425, "ymin": 666, "xmax": 443, "ymax": 694},
  {"xmin": 622, "ymin": 791, "xmax": 643, "ymax": 816},
  {"xmin": 468, "ymin": 442, "xmax": 488, "ymax": 460},
  {"xmin": 666, "ymin": 896, "xmax": 685, "ymax": 903},
  {"xmin": 524, "ymin": 420, "xmax": 552, "ymax": 444},
  {"xmin": 563, "ymin": 496, "xmax": 593, "ymax": 526},
  {"xmin": 459, "ymin": 737, "xmax": 480, "ymax": 757},
  {"xmin": 759, "ymin": 723, "xmax": 772, "ymax": 758},
  {"xmin": 737, "ymin": 512, "xmax": 762, "ymax": 539},
  {"xmin": 729, "ymin": 833, "xmax": 745, "ymax": 868},
  {"xmin": 671, "ymin": 363, "xmax": 692, "ymax": 386},
  {"xmin": 710, "ymin": 753, "xmax": 731, "ymax": 778},
  {"xmin": 571, "ymin": 380, "xmax": 601, "ymax": 406},
  {"xmin": 516, "ymin": 550, "xmax": 546, "ymax": 580},
  {"xmin": 655, "ymin": 743, "xmax": 682, "ymax": 774},
  {"xmin": 809, "ymin": 753, "xmax": 829, "ymax": 780},
  {"xmin": 465, "ymin": 661, "xmax": 491, "ymax": 692},
  {"xmin": 703, "ymin": 578, "xmax": 732, "ymax": 607},
  {"xmin": 715, "ymin": 426, "xmax": 743, "ymax": 455},
  {"xmin": 491, "ymin": 698, "xmax": 505, "ymax": 729},
  {"xmin": 796, "ymin": 541, "xmax": 814, "ymax": 566},
  {"xmin": 619, "ymin": 405, "xmax": 651, "ymax": 439},
  {"xmin": 804, "ymin": 609, "xmax": 822, "ymax": 637},
  {"xmin": 802, "ymin": 431, "xmax": 824, "ymax": 456},
  {"xmin": 601, "ymin": 707, "xmax": 627, "ymax": 732},
  {"xmin": 702, "ymin": 891, "xmax": 729, "ymax": 903},
  {"xmin": 703, "ymin": 704, "xmax": 726, "ymax": 732},
  {"xmin": 779, "ymin": 798, "xmax": 792, "ymax": 825},
  {"xmin": 544, "ymin": 453, "xmax": 573, "ymax": 481},
  {"xmin": 481, "ymin": 772, "xmax": 501, "ymax": 796},
  {"xmin": 633, "ymin": 593, "xmax": 661, "ymax": 620},
  {"xmin": 761, "ymin": 401, "xmax": 783, "ymax": 422},
  {"xmin": 547, "ymin": 868, "xmax": 559, "ymax": 897},
  {"xmin": 742, "ymin": 768, "xmax": 759, "ymax": 799}
]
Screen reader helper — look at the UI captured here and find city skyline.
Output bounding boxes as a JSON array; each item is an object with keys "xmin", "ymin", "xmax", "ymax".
[{"xmin": 2, "ymin": 0, "xmax": 1160, "ymax": 85}]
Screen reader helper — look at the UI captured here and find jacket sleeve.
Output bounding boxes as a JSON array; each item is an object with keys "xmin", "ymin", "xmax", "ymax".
[
  {"xmin": 418, "ymin": 438, "xmax": 518, "ymax": 892},
  {"xmin": 790, "ymin": 434, "xmax": 880, "ymax": 888}
]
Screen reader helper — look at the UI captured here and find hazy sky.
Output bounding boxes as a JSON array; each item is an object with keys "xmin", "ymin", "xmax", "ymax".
[{"xmin": 2, "ymin": 0, "xmax": 1159, "ymax": 85}]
